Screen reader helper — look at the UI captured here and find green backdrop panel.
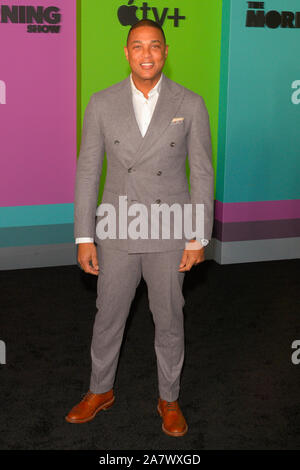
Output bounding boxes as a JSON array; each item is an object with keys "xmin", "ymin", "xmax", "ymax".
[{"xmin": 78, "ymin": 0, "xmax": 222, "ymax": 201}]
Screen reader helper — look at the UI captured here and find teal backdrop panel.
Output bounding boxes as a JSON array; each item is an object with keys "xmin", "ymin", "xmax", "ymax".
[
  {"xmin": 220, "ymin": 0, "xmax": 300, "ymax": 203},
  {"xmin": 79, "ymin": 0, "xmax": 223, "ymax": 201}
]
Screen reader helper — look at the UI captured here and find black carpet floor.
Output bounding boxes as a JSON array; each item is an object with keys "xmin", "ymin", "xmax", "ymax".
[{"xmin": 0, "ymin": 258, "xmax": 300, "ymax": 450}]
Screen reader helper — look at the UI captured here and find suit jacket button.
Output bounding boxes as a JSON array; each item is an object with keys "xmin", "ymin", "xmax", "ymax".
[
  {"xmin": 114, "ymin": 140, "xmax": 120, "ymax": 144},
  {"xmin": 157, "ymin": 171, "xmax": 162, "ymax": 175},
  {"xmin": 128, "ymin": 167, "xmax": 132, "ymax": 173},
  {"xmin": 170, "ymin": 142, "xmax": 176, "ymax": 147},
  {"xmin": 155, "ymin": 199, "xmax": 161, "ymax": 204}
]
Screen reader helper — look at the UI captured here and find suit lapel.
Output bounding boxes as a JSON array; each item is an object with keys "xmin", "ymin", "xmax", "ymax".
[
  {"xmin": 113, "ymin": 74, "xmax": 185, "ymax": 168},
  {"xmin": 114, "ymin": 77, "xmax": 144, "ymax": 158},
  {"xmin": 128, "ymin": 73, "xmax": 185, "ymax": 167}
]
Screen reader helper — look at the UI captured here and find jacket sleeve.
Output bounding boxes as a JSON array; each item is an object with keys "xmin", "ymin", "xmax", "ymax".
[
  {"xmin": 74, "ymin": 93, "xmax": 105, "ymax": 239},
  {"xmin": 186, "ymin": 95, "xmax": 214, "ymax": 241}
]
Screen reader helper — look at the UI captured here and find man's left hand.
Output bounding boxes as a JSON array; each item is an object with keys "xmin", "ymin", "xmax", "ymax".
[{"xmin": 178, "ymin": 241, "xmax": 205, "ymax": 272}]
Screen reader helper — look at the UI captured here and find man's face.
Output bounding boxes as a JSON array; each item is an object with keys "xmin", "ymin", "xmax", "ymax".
[{"xmin": 124, "ymin": 26, "xmax": 168, "ymax": 84}]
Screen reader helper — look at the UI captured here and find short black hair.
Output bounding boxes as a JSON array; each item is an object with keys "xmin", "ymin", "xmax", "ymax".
[{"xmin": 127, "ymin": 19, "xmax": 166, "ymax": 45}]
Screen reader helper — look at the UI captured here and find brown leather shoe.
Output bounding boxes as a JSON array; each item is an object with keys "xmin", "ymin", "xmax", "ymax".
[
  {"xmin": 157, "ymin": 398, "xmax": 188, "ymax": 437},
  {"xmin": 65, "ymin": 389, "xmax": 115, "ymax": 423}
]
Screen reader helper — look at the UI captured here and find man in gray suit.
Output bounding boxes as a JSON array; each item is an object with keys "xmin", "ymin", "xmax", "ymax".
[{"xmin": 66, "ymin": 19, "xmax": 214, "ymax": 437}]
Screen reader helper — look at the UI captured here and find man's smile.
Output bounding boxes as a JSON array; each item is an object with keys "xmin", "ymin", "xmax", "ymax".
[{"xmin": 140, "ymin": 62, "xmax": 154, "ymax": 69}]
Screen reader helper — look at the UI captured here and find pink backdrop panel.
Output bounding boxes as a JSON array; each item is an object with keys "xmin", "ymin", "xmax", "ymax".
[{"xmin": 0, "ymin": 0, "xmax": 76, "ymax": 207}]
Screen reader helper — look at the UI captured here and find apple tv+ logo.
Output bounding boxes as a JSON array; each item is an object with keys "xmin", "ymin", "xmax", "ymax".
[{"xmin": 117, "ymin": 0, "xmax": 186, "ymax": 27}]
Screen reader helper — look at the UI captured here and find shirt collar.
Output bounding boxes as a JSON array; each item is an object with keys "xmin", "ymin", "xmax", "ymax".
[{"xmin": 130, "ymin": 73, "xmax": 163, "ymax": 98}]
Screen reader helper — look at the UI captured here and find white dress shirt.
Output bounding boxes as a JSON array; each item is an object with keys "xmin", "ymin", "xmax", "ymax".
[
  {"xmin": 130, "ymin": 72, "xmax": 162, "ymax": 137},
  {"xmin": 75, "ymin": 74, "xmax": 207, "ymax": 250}
]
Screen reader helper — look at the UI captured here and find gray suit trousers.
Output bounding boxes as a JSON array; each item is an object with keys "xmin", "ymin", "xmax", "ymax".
[{"xmin": 89, "ymin": 246, "xmax": 186, "ymax": 402}]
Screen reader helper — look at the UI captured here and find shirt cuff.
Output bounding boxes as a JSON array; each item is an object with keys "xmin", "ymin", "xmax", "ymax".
[
  {"xmin": 185, "ymin": 239, "xmax": 209, "ymax": 250},
  {"xmin": 75, "ymin": 237, "xmax": 94, "ymax": 244}
]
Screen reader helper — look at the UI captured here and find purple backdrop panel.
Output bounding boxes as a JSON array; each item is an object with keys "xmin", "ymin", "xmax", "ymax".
[
  {"xmin": 215, "ymin": 200, "xmax": 300, "ymax": 223},
  {"xmin": 0, "ymin": 0, "xmax": 76, "ymax": 207}
]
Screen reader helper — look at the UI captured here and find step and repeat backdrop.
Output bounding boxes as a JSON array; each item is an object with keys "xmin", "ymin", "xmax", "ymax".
[
  {"xmin": 79, "ymin": 0, "xmax": 222, "ymax": 201},
  {"xmin": 215, "ymin": 0, "xmax": 300, "ymax": 262},
  {"xmin": 0, "ymin": 0, "xmax": 76, "ymax": 268},
  {"xmin": 0, "ymin": 0, "xmax": 299, "ymax": 268}
]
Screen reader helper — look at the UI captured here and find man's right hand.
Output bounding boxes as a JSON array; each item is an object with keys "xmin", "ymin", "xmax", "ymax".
[{"xmin": 77, "ymin": 243, "xmax": 99, "ymax": 275}]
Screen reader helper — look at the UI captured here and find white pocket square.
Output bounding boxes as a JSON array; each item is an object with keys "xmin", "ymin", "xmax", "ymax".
[{"xmin": 171, "ymin": 117, "xmax": 184, "ymax": 124}]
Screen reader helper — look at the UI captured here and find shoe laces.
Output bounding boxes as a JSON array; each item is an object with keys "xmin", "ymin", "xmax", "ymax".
[{"xmin": 165, "ymin": 401, "xmax": 178, "ymax": 411}]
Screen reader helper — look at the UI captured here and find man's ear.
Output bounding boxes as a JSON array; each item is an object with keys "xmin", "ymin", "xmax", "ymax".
[
  {"xmin": 124, "ymin": 46, "xmax": 129, "ymax": 61},
  {"xmin": 165, "ymin": 44, "xmax": 169, "ymax": 59}
]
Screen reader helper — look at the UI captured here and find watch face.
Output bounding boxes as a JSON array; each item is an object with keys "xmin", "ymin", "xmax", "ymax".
[{"xmin": 201, "ymin": 239, "xmax": 209, "ymax": 246}]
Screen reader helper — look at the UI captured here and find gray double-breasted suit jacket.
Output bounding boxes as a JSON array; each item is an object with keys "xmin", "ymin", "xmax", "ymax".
[{"xmin": 74, "ymin": 73, "xmax": 214, "ymax": 253}]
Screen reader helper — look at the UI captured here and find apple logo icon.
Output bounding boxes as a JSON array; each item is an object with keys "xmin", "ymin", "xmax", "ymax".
[{"xmin": 117, "ymin": 0, "xmax": 139, "ymax": 26}]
